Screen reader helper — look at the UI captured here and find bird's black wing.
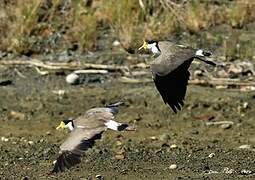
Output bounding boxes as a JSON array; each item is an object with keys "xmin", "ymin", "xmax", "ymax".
[
  {"xmin": 153, "ymin": 60, "xmax": 193, "ymax": 113},
  {"xmin": 51, "ymin": 128, "xmax": 104, "ymax": 173}
]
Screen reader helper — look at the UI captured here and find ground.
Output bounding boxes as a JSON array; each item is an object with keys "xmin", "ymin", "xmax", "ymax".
[{"xmin": 0, "ymin": 65, "xmax": 254, "ymax": 180}]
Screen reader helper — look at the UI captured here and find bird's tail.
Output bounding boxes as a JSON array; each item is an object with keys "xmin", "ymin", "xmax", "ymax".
[
  {"xmin": 195, "ymin": 49, "xmax": 216, "ymax": 66},
  {"xmin": 195, "ymin": 49, "xmax": 212, "ymax": 57}
]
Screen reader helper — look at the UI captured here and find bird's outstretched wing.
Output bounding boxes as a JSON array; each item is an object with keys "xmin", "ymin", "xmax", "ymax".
[
  {"xmin": 51, "ymin": 127, "xmax": 105, "ymax": 173},
  {"xmin": 152, "ymin": 60, "xmax": 192, "ymax": 113},
  {"xmin": 150, "ymin": 41, "xmax": 195, "ymax": 76}
]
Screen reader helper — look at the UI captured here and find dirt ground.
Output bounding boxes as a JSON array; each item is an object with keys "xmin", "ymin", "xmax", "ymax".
[{"xmin": 0, "ymin": 64, "xmax": 254, "ymax": 180}]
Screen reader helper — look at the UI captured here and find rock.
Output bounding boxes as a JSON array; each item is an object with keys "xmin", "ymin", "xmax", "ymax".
[
  {"xmin": 113, "ymin": 40, "xmax": 120, "ymax": 47},
  {"xmin": 10, "ymin": 111, "xmax": 25, "ymax": 120},
  {"xmin": 57, "ymin": 50, "xmax": 71, "ymax": 61},
  {"xmin": 215, "ymin": 85, "xmax": 228, "ymax": 89},
  {"xmin": 208, "ymin": 153, "xmax": 215, "ymax": 158},
  {"xmin": 243, "ymin": 102, "xmax": 248, "ymax": 109},
  {"xmin": 1, "ymin": 136, "xmax": 9, "ymax": 142},
  {"xmin": 194, "ymin": 70, "xmax": 203, "ymax": 77},
  {"xmin": 169, "ymin": 164, "xmax": 177, "ymax": 169},
  {"xmin": 28, "ymin": 141, "xmax": 34, "ymax": 145},
  {"xmin": 222, "ymin": 167, "xmax": 235, "ymax": 174},
  {"xmin": 220, "ymin": 123, "xmax": 232, "ymax": 129},
  {"xmin": 206, "ymin": 170, "xmax": 219, "ymax": 174},
  {"xmin": 240, "ymin": 86, "xmax": 255, "ymax": 92},
  {"xmin": 217, "ymin": 69, "xmax": 229, "ymax": 78},
  {"xmin": 228, "ymin": 64, "xmax": 243, "ymax": 74},
  {"xmin": 0, "ymin": 79, "xmax": 12, "ymax": 86},
  {"xmin": 149, "ymin": 136, "xmax": 157, "ymax": 140},
  {"xmin": 115, "ymin": 154, "xmax": 125, "ymax": 160},
  {"xmin": 66, "ymin": 73, "xmax": 79, "ymax": 85},
  {"xmin": 52, "ymin": 90, "xmax": 65, "ymax": 96},
  {"xmin": 21, "ymin": 176, "xmax": 29, "ymax": 180},
  {"xmin": 116, "ymin": 140, "xmax": 122, "ymax": 146},
  {"xmin": 238, "ymin": 144, "xmax": 251, "ymax": 149},
  {"xmin": 170, "ymin": 144, "xmax": 178, "ymax": 149},
  {"xmin": 240, "ymin": 169, "xmax": 252, "ymax": 175},
  {"xmin": 95, "ymin": 174, "xmax": 103, "ymax": 179}
]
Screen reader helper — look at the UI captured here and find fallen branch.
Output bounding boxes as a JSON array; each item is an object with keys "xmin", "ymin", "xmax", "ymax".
[
  {"xmin": 0, "ymin": 59, "xmax": 131, "ymax": 72},
  {"xmin": 189, "ymin": 79, "xmax": 255, "ymax": 86},
  {"xmin": 205, "ymin": 121, "xmax": 234, "ymax": 126},
  {"xmin": 118, "ymin": 77, "xmax": 152, "ymax": 84},
  {"xmin": 74, "ymin": 70, "xmax": 108, "ymax": 74}
]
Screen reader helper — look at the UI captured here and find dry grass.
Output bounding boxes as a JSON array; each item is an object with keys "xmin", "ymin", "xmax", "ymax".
[
  {"xmin": 1, "ymin": 0, "xmax": 42, "ymax": 54},
  {"xmin": 65, "ymin": 1, "xmax": 98, "ymax": 52},
  {"xmin": 227, "ymin": 0, "xmax": 255, "ymax": 28},
  {"xmin": 0, "ymin": 0, "xmax": 254, "ymax": 57}
]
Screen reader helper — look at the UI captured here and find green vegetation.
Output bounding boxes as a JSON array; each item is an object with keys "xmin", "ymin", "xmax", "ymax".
[{"xmin": 0, "ymin": 0, "xmax": 254, "ymax": 60}]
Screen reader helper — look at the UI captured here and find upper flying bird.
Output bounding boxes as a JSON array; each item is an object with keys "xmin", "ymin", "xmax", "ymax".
[
  {"xmin": 138, "ymin": 40, "xmax": 216, "ymax": 113},
  {"xmin": 51, "ymin": 102, "xmax": 135, "ymax": 173}
]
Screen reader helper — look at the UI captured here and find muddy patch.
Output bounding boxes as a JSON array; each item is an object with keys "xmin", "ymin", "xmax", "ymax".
[{"xmin": 0, "ymin": 66, "xmax": 255, "ymax": 179}]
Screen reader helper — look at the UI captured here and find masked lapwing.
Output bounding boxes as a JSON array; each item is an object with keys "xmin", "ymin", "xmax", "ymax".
[
  {"xmin": 51, "ymin": 102, "xmax": 135, "ymax": 173},
  {"xmin": 139, "ymin": 40, "xmax": 216, "ymax": 113}
]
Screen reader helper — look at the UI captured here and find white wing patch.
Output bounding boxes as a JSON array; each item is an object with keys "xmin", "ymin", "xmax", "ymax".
[
  {"xmin": 195, "ymin": 49, "xmax": 204, "ymax": 56},
  {"xmin": 105, "ymin": 120, "xmax": 121, "ymax": 131}
]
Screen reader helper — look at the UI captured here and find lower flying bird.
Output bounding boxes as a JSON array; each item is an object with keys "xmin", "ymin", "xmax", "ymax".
[
  {"xmin": 51, "ymin": 102, "xmax": 135, "ymax": 173},
  {"xmin": 139, "ymin": 40, "xmax": 216, "ymax": 113}
]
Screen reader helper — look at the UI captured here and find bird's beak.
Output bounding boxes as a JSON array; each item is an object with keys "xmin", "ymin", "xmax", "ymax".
[
  {"xmin": 138, "ymin": 40, "xmax": 148, "ymax": 51},
  {"xmin": 56, "ymin": 121, "xmax": 65, "ymax": 130}
]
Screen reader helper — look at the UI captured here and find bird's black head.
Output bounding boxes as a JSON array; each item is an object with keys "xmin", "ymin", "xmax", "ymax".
[
  {"xmin": 62, "ymin": 118, "xmax": 74, "ymax": 125},
  {"xmin": 147, "ymin": 40, "xmax": 160, "ymax": 50},
  {"xmin": 56, "ymin": 118, "xmax": 74, "ymax": 131}
]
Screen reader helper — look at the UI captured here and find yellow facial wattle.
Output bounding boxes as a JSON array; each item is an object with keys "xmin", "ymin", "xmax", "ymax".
[
  {"xmin": 56, "ymin": 121, "xmax": 65, "ymax": 130},
  {"xmin": 138, "ymin": 40, "xmax": 148, "ymax": 50}
]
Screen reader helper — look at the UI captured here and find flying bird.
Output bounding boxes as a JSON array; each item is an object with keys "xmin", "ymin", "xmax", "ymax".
[
  {"xmin": 51, "ymin": 102, "xmax": 135, "ymax": 173},
  {"xmin": 139, "ymin": 40, "xmax": 216, "ymax": 113}
]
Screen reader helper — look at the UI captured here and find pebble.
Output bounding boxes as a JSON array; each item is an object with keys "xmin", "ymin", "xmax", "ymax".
[
  {"xmin": 208, "ymin": 153, "xmax": 215, "ymax": 158},
  {"xmin": 194, "ymin": 70, "xmax": 203, "ymax": 77},
  {"xmin": 115, "ymin": 154, "xmax": 125, "ymax": 160},
  {"xmin": 116, "ymin": 140, "xmax": 122, "ymax": 146},
  {"xmin": 10, "ymin": 111, "xmax": 25, "ymax": 120},
  {"xmin": 169, "ymin": 164, "xmax": 177, "ymax": 169},
  {"xmin": 240, "ymin": 169, "xmax": 252, "ymax": 175},
  {"xmin": 238, "ymin": 144, "xmax": 251, "ymax": 149},
  {"xmin": 95, "ymin": 174, "xmax": 103, "ymax": 179},
  {"xmin": 170, "ymin": 144, "xmax": 178, "ymax": 149},
  {"xmin": 206, "ymin": 170, "xmax": 218, "ymax": 174},
  {"xmin": 66, "ymin": 73, "xmax": 79, "ymax": 85},
  {"xmin": 28, "ymin": 141, "xmax": 34, "ymax": 145},
  {"xmin": 52, "ymin": 90, "xmax": 65, "ymax": 96},
  {"xmin": 240, "ymin": 86, "xmax": 255, "ymax": 92},
  {"xmin": 243, "ymin": 102, "xmax": 248, "ymax": 109},
  {"xmin": 1, "ymin": 136, "xmax": 9, "ymax": 142},
  {"xmin": 113, "ymin": 40, "xmax": 120, "ymax": 46},
  {"xmin": 215, "ymin": 85, "xmax": 228, "ymax": 89},
  {"xmin": 220, "ymin": 123, "xmax": 232, "ymax": 129},
  {"xmin": 222, "ymin": 167, "xmax": 235, "ymax": 174},
  {"xmin": 149, "ymin": 136, "xmax": 157, "ymax": 140}
]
